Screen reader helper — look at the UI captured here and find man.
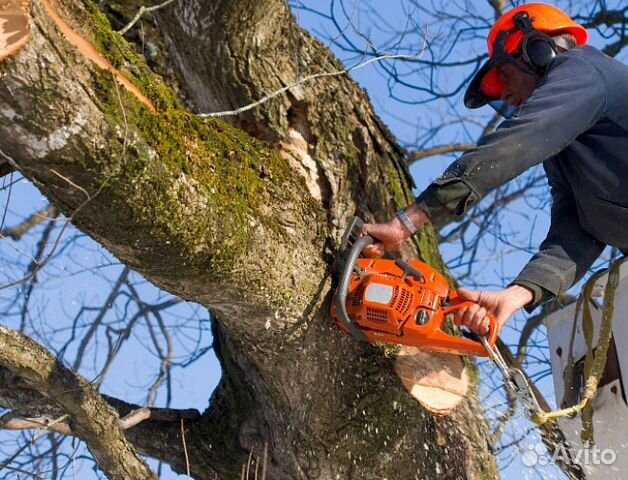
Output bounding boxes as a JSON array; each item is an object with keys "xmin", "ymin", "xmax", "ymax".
[{"xmin": 363, "ymin": 3, "xmax": 628, "ymax": 336}]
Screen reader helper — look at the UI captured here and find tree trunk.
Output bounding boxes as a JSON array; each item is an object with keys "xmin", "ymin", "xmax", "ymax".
[{"xmin": 0, "ymin": 1, "xmax": 497, "ymax": 478}]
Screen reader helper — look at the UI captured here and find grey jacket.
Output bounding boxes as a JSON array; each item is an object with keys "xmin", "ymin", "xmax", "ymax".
[{"xmin": 416, "ymin": 45, "xmax": 628, "ymax": 308}]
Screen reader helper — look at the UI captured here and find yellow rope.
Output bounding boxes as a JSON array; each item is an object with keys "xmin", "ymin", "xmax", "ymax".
[{"xmin": 531, "ymin": 260, "xmax": 620, "ymax": 435}]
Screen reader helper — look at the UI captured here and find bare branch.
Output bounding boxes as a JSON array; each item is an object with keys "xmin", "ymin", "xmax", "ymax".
[
  {"xmin": 199, "ymin": 53, "xmax": 426, "ymax": 118},
  {"xmin": 487, "ymin": 0, "xmax": 507, "ymax": 19},
  {"xmin": 118, "ymin": 408, "xmax": 151, "ymax": 430},
  {"xmin": 516, "ymin": 293, "xmax": 577, "ymax": 363},
  {"xmin": 0, "ymin": 414, "xmax": 70, "ymax": 475},
  {"xmin": 0, "ymin": 206, "xmax": 57, "ymax": 241},
  {"xmin": 117, "ymin": 0, "xmax": 177, "ymax": 36},
  {"xmin": 71, "ymin": 267, "xmax": 130, "ymax": 370},
  {"xmin": 0, "ymin": 325, "xmax": 157, "ymax": 479},
  {"xmin": 2, "ymin": 416, "xmax": 72, "ymax": 436},
  {"xmin": 19, "ymin": 212, "xmax": 61, "ymax": 332},
  {"xmin": 407, "ymin": 143, "xmax": 475, "ymax": 164},
  {"xmin": 180, "ymin": 419, "xmax": 190, "ymax": 477}
]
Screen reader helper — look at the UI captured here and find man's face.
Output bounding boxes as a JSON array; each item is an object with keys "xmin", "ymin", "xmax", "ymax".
[{"xmin": 496, "ymin": 62, "xmax": 538, "ymax": 107}]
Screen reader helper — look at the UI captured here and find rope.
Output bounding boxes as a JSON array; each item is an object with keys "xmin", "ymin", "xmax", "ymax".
[{"xmin": 531, "ymin": 260, "xmax": 621, "ymax": 437}]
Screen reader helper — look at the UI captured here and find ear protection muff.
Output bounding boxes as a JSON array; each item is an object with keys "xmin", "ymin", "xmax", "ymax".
[{"xmin": 513, "ymin": 12, "xmax": 557, "ymax": 72}]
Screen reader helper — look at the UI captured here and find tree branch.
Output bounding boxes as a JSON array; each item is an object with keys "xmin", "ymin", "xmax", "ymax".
[
  {"xmin": 2, "ymin": 416, "xmax": 72, "ymax": 436},
  {"xmin": 407, "ymin": 143, "xmax": 475, "ymax": 164},
  {"xmin": 200, "ymin": 53, "xmax": 426, "ymax": 118},
  {"xmin": 117, "ymin": 0, "xmax": 177, "ymax": 36},
  {"xmin": 0, "ymin": 205, "xmax": 57, "ymax": 241},
  {"xmin": 0, "ymin": 325, "xmax": 157, "ymax": 480}
]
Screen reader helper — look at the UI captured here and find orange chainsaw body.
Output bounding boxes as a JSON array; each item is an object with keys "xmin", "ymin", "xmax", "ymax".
[{"xmin": 331, "ymin": 257, "xmax": 497, "ymax": 357}]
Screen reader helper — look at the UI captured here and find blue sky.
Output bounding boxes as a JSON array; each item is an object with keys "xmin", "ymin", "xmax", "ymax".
[{"xmin": 1, "ymin": 1, "xmax": 625, "ymax": 478}]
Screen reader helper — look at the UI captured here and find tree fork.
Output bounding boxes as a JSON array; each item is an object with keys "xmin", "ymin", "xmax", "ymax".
[{"xmin": 0, "ymin": 1, "xmax": 498, "ymax": 478}]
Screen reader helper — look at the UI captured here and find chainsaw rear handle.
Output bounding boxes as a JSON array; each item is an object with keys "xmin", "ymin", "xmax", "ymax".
[
  {"xmin": 334, "ymin": 220, "xmax": 372, "ymax": 342},
  {"xmin": 441, "ymin": 294, "xmax": 499, "ymax": 349}
]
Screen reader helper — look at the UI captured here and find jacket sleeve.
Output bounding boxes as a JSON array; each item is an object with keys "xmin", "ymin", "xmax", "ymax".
[
  {"xmin": 512, "ymin": 159, "xmax": 605, "ymax": 309},
  {"xmin": 416, "ymin": 50, "xmax": 607, "ymax": 228}
]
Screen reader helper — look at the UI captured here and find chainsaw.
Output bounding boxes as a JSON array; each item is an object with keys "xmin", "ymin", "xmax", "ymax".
[
  {"xmin": 331, "ymin": 216, "xmax": 498, "ymax": 357},
  {"xmin": 330, "ymin": 217, "xmax": 545, "ymax": 418}
]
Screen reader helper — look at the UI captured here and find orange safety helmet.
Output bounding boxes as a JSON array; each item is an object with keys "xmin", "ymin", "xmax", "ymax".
[{"xmin": 464, "ymin": 3, "xmax": 588, "ymax": 109}]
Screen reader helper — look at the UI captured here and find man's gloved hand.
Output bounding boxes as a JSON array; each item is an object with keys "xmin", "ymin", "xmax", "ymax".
[
  {"xmin": 454, "ymin": 285, "xmax": 534, "ymax": 335},
  {"xmin": 362, "ymin": 204, "xmax": 430, "ymax": 257}
]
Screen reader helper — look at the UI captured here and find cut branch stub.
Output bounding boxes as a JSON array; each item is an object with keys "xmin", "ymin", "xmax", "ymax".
[
  {"xmin": 395, "ymin": 346, "xmax": 469, "ymax": 415},
  {"xmin": 0, "ymin": 0, "xmax": 31, "ymax": 61},
  {"xmin": 38, "ymin": 0, "xmax": 155, "ymax": 111},
  {"xmin": 0, "ymin": 1, "xmax": 155, "ymax": 112}
]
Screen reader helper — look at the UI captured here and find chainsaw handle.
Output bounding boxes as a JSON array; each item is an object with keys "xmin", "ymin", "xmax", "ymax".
[
  {"xmin": 334, "ymin": 222, "xmax": 373, "ymax": 342},
  {"xmin": 440, "ymin": 295, "xmax": 499, "ymax": 350}
]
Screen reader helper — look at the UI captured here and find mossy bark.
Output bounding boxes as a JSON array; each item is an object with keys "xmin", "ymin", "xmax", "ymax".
[{"xmin": 0, "ymin": 0, "xmax": 497, "ymax": 479}]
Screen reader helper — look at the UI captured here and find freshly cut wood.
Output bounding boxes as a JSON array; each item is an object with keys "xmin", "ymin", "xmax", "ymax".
[
  {"xmin": 395, "ymin": 346, "xmax": 469, "ymax": 415},
  {"xmin": 38, "ymin": 0, "xmax": 155, "ymax": 111},
  {"xmin": 0, "ymin": 0, "xmax": 30, "ymax": 61}
]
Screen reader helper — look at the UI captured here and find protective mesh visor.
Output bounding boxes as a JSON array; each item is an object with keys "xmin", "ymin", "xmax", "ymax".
[
  {"xmin": 464, "ymin": 30, "xmax": 520, "ymax": 109},
  {"xmin": 481, "ymin": 67, "xmax": 503, "ymax": 98},
  {"xmin": 464, "ymin": 59, "xmax": 503, "ymax": 108}
]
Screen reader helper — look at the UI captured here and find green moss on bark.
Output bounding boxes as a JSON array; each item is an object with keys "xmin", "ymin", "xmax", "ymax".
[
  {"xmin": 79, "ymin": 0, "xmax": 178, "ymax": 109},
  {"xmin": 109, "ymin": 89, "xmax": 286, "ymax": 266},
  {"xmin": 73, "ymin": 41, "xmax": 304, "ymax": 281}
]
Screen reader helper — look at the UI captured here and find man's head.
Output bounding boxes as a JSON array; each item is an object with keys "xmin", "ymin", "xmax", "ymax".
[
  {"xmin": 496, "ymin": 62, "xmax": 537, "ymax": 108},
  {"xmin": 464, "ymin": 3, "xmax": 588, "ymax": 113}
]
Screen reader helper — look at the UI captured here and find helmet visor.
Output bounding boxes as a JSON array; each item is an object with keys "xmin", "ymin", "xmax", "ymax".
[
  {"xmin": 464, "ymin": 30, "xmax": 521, "ymax": 109},
  {"xmin": 465, "ymin": 32, "xmax": 539, "ymax": 110},
  {"xmin": 464, "ymin": 59, "xmax": 501, "ymax": 108}
]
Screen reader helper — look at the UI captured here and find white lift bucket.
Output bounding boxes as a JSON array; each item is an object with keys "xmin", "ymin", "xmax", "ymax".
[{"xmin": 545, "ymin": 257, "xmax": 628, "ymax": 478}]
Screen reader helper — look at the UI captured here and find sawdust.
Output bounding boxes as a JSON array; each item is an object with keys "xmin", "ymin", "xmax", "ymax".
[{"xmin": 395, "ymin": 345, "xmax": 469, "ymax": 415}]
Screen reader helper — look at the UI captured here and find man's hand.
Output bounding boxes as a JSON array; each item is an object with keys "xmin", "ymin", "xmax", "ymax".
[
  {"xmin": 362, "ymin": 204, "xmax": 429, "ymax": 257},
  {"xmin": 361, "ymin": 216, "xmax": 409, "ymax": 257},
  {"xmin": 454, "ymin": 285, "xmax": 534, "ymax": 335}
]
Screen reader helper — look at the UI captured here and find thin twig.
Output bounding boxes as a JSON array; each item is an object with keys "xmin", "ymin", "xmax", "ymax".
[
  {"xmin": 2, "ymin": 465, "xmax": 44, "ymax": 479},
  {"xmin": 199, "ymin": 53, "xmax": 424, "ymax": 118},
  {"xmin": 262, "ymin": 442, "xmax": 268, "ymax": 480},
  {"xmin": 118, "ymin": 0, "xmax": 177, "ymax": 36},
  {"xmin": 50, "ymin": 170, "xmax": 89, "ymax": 198},
  {"xmin": 246, "ymin": 448, "xmax": 253, "ymax": 479},
  {"xmin": 0, "ymin": 414, "xmax": 70, "ymax": 474},
  {"xmin": 180, "ymin": 419, "xmax": 190, "ymax": 477},
  {"xmin": 407, "ymin": 143, "xmax": 475, "ymax": 164}
]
